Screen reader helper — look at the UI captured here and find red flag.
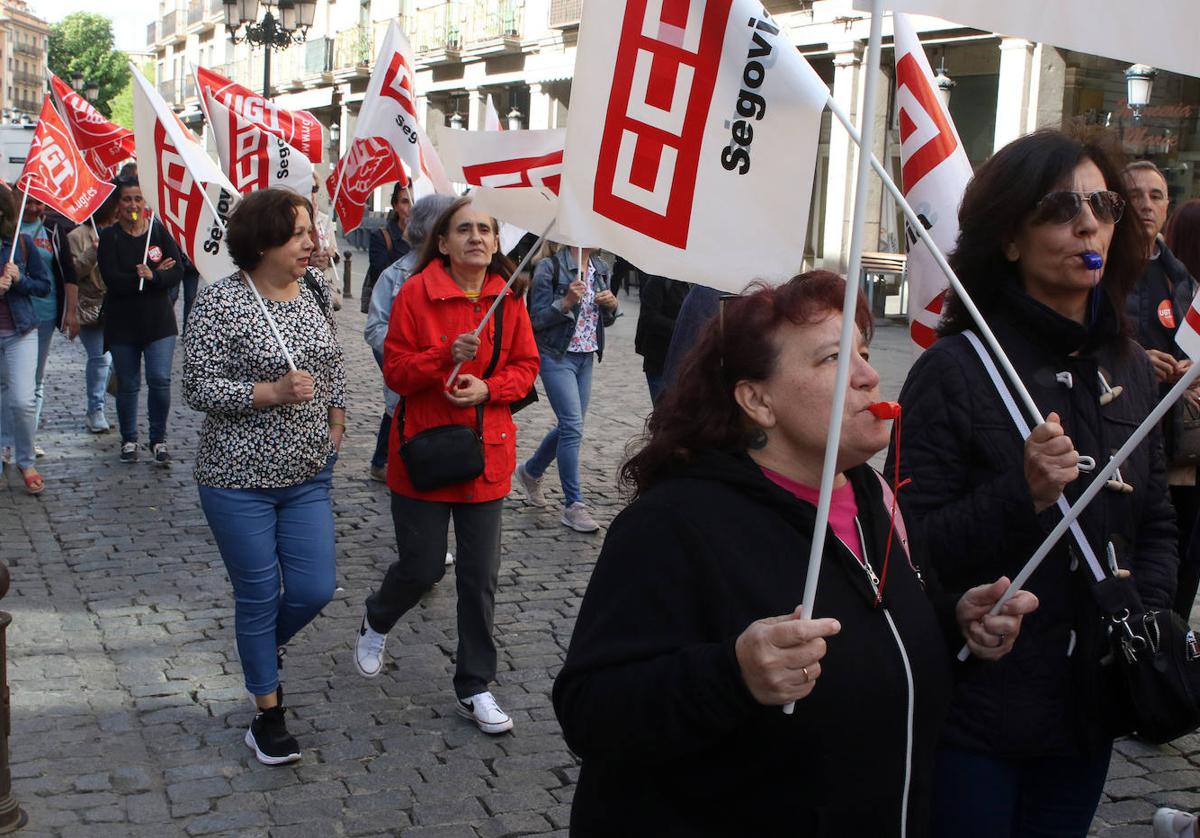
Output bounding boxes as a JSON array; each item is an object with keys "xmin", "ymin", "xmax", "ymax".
[
  {"xmin": 194, "ymin": 65, "xmax": 323, "ymax": 165},
  {"xmin": 48, "ymin": 74, "xmax": 135, "ymax": 181},
  {"xmin": 326, "ymin": 137, "xmax": 408, "ymax": 233},
  {"xmin": 18, "ymin": 97, "xmax": 116, "ymax": 223}
]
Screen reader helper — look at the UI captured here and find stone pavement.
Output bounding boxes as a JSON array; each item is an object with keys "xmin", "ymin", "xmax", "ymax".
[{"xmin": 0, "ymin": 266, "xmax": 1196, "ymax": 837}]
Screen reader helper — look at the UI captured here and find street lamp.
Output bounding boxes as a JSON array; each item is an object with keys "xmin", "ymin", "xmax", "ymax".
[
  {"xmin": 328, "ymin": 119, "xmax": 340, "ymax": 156},
  {"xmin": 223, "ymin": 0, "xmax": 317, "ymax": 99},
  {"xmin": 506, "ymin": 106, "xmax": 523, "ymax": 131},
  {"xmin": 70, "ymin": 71, "xmax": 84, "ymax": 93},
  {"xmin": 1125, "ymin": 64, "xmax": 1157, "ymax": 122},
  {"xmin": 933, "ymin": 58, "xmax": 955, "ymax": 110},
  {"xmin": 450, "ymin": 110, "xmax": 464, "ymax": 129},
  {"xmin": 84, "ymin": 80, "xmax": 99, "ymax": 103}
]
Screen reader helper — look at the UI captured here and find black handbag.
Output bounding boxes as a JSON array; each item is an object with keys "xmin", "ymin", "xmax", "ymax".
[
  {"xmin": 1093, "ymin": 574, "xmax": 1200, "ymax": 744},
  {"xmin": 491, "ymin": 288, "xmax": 539, "ymax": 414},
  {"xmin": 397, "ymin": 290, "xmax": 510, "ymax": 491}
]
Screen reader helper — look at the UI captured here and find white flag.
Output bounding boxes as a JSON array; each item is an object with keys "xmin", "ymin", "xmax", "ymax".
[
  {"xmin": 131, "ymin": 65, "xmax": 240, "ymax": 283},
  {"xmin": 206, "ymin": 92, "xmax": 314, "ymax": 198},
  {"xmin": 439, "ymin": 128, "xmax": 565, "ymax": 194},
  {"xmin": 1176, "ymin": 294, "xmax": 1200, "ymax": 361},
  {"xmin": 892, "ymin": 13, "xmax": 973, "ymax": 353},
  {"xmin": 484, "ymin": 94, "xmax": 503, "ymax": 132},
  {"xmin": 857, "ymin": 0, "xmax": 1198, "ymax": 79},
  {"xmin": 555, "ymin": 0, "xmax": 828, "ymax": 294}
]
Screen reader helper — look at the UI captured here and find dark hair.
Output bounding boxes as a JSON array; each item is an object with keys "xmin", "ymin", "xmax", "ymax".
[
  {"xmin": 1166, "ymin": 199, "xmax": 1200, "ymax": 281},
  {"xmin": 387, "ymin": 181, "xmax": 408, "ymax": 223},
  {"xmin": 0, "ymin": 183, "xmax": 16, "ymax": 240},
  {"xmin": 619, "ymin": 270, "xmax": 873, "ymax": 497},
  {"xmin": 114, "ymin": 176, "xmax": 141, "ymax": 199},
  {"xmin": 226, "ymin": 188, "xmax": 314, "ymax": 272},
  {"xmin": 95, "ymin": 186, "xmax": 122, "ymax": 225},
  {"xmin": 413, "ymin": 196, "xmax": 514, "ymax": 280},
  {"xmin": 940, "ymin": 128, "xmax": 1144, "ymax": 338},
  {"xmin": 117, "ymin": 162, "xmax": 137, "ymax": 179}
]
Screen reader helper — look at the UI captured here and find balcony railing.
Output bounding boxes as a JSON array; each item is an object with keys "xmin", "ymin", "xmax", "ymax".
[
  {"xmin": 146, "ymin": 21, "xmax": 157, "ymax": 46},
  {"xmin": 332, "ymin": 24, "xmax": 373, "ymax": 71},
  {"xmin": 13, "ymin": 96, "xmax": 39, "ymax": 113},
  {"xmin": 187, "ymin": 0, "xmax": 204, "ymax": 26},
  {"xmin": 183, "ymin": 75, "xmax": 196, "ymax": 100},
  {"xmin": 212, "ymin": 59, "xmax": 253, "ymax": 90},
  {"xmin": 463, "ymin": 0, "xmax": 522, "ymax": 44},
  {"xmin": 161, "ymin": 11, "xmax": 178, "ymax": 40},
  {"xmin": 11, "ymin": 71, "xmax": 41, "ymax": 87},
  {"xmin": 12, "ymin": 42, "xmax": 38, "ymax": 58},
  {"xmin": 548, "ymin": 0, "xmax": 581, "ymax": 28},
  {"xmin": 412, "ymin": 3, "xmax": 462, "ymax": 56},
  {"xmin": 209, "ymin": 0, "xmax": 224, "ymax": 13},
  {"xmin": 159, "ymin": 77, "xmax": 180, "ymax": 103}
]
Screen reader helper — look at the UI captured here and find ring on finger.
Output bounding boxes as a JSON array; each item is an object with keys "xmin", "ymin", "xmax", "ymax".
[
  {"xmin": 995, "ymin": 633, "xmax": 1007, "ymax": 648},
  {"xmin": 801, "ymin": 666, "xmax": 810, "ymax": 684}
]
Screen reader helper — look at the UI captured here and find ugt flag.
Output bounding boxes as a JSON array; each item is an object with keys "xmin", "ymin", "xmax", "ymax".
[
  {"xmin": 48, "ymin": 74, "xmax": 135, "ymax": 181},
  {"xmin": 330, "ymin": 20, "xmax": 451, "ymax": 231},
  {"xmin": 194, "ymin": 65, "xmax": 323, "ymax": 165},
  {"xmin": 18, "ymin": 97, "xmax": 115, "ymax": 224},
  {"xmin": 892, "ymin": 13, "xmax": 972, "ymax": 353},
  {"xmin": 555, "ymin": 0, "xmax": 827, "ymax": 294},
  {"xmin": 131, "ymin": 65, "xmax": 240, "ymax": 283},
  {"xmin": 206, "ymin": 92, "xmax": 314, "ymax": 197},
  {"xmin": 854, "ymin": 0, "xmax": 1198, "ymax": 79}
]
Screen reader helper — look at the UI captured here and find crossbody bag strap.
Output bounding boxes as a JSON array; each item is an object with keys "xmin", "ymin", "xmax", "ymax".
[{"xmin": 962, "ymin": 329, "xmax": 1108, "ymax": 583}]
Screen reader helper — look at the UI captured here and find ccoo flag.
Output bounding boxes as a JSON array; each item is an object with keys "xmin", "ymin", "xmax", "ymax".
[
  {"xmin": 18, "ymin": 97, "xmax": 115, "ymax": 223},
  {"xmin": 131, "ymin": 65, "xmax": 240, "ymax": 283},
  {"xmin": 194, "ymin": 65, "xmax": 323, "ymax": 164},
  {"xmin": 1176, "ymin": 292, "xmax": 1200, "ymax": 361},
  {"xmin": 554, "ymin": 0, "xmax": 828, "ymax": 294},
  {"xmin": 892, "ymin": 13, "xmax": 972, "ymax": 353},
  {"xmin": 206, "ymin": 91, "xmax": 314, "ymax": 197},
  {"xmin": 48, "ymin": 74, "xmax": 135, "ymax": 181}
]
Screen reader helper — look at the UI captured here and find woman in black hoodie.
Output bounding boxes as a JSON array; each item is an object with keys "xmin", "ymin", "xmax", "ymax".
[{"xmin": 553, "ymin": 271, "xmax": 1038, "ymax": 837}]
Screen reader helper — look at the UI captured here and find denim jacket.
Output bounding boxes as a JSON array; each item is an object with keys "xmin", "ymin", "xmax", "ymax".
[
  {"xmin": 528, "ymin": 248, "xmax": 617, "ymax": 361},
  {"xmin": 0, "ymin": 233, "xmax": 52, "ymax": 335}
]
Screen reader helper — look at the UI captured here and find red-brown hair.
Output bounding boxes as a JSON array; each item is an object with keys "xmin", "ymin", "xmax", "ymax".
[
  {"xmin": 1166, "ymin": 199, "xmax": 1200, "ymax": 281},
  {"xmin": 619, "ymin": 270, "xmax": 873, "ymax": 497}
]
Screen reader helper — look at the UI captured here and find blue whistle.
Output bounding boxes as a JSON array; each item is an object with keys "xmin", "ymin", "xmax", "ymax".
[{"xmin": 1082, "ymin": 251, "xmax": 1103, "ymax": 270}]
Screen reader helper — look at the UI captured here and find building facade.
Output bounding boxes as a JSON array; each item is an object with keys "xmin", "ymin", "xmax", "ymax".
[
  {"xmin": 1, "ymin": 0, "xmax": 47, "ymax": 121},
  {"xmin": 146, "ymin": 0, "xmax": 1200, "ymax": 267}
]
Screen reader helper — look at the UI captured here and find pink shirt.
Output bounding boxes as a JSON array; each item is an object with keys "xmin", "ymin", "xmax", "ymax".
[{"xmin": 761, "ymin": 467, "xmax": 864, "ymax": 563}]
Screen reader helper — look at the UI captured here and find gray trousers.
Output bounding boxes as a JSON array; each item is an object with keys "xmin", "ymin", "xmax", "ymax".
[{"xmin": 366, "ymin": 493, "xmax": 503, "ymax": 699}]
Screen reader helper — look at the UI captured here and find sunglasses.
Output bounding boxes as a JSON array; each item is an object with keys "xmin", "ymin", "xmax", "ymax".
[{"xmin": 1033, "ymin": 190, "xmax": 1126, "ymax": 225}]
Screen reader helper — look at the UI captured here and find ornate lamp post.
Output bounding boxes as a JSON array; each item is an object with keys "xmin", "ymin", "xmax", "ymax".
[
  {"xmin": 222, "ymin": 0, "xmax": 317, "ymax": 99},
  {"xmin": 70, "ymin": 73, "xmax": 99, "ymax": 104},
  {"xmin": 506, "ymin": 106, "xmax": 523, "ymax": 131},
  {"xmin": 933, "ymin": 58, "xmax": 955, "ymax": 110}
]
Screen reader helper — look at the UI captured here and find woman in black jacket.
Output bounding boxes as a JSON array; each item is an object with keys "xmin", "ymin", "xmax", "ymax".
[
  {"xmin": 553, "ymin": 270, "xmax": 1037, "ymax": 837},
  {"xmin": 888, "ymin": 129, "xmax": 1177, "ymax": 837},
  {"xmin": 98, "ymin": 178, "xmax": 183, "ymax": 466},
  {"xmin": 361, "ymin": 182, "xmax": 411, "ymax": 311},
  {"xmin": 633, "ymin": 268, "xmax": 690, "ymax": 404}
]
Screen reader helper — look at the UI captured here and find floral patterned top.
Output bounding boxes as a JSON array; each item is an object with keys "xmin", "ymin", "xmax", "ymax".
[
  {"xmin": 567, "ymin": 262, "xmax": 600, "ymax": 354},
  {"xmin": 183, "ymin": 272, "xmax": 346, "ymax": 489}
]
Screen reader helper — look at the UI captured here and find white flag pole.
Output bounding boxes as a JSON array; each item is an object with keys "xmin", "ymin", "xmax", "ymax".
[
  {"xmin": 139, "ymin": 213, "xmax": 154, "ymax": 292},
  {"xmin": 786, "ymin": 0, "xmax": 886, "ymax": 716},
  {"xmin": 956, "ymin": 361, "xmax": 1200, "ymax": 661},
  {"xmin": 243, "ymin": 270, "xmax": 298, "ymax": 371},
  {"xmin": 8, "ymin": 187, "xmax": 30, "ymax": 265},
  {"xmin": 444, "ymin": 217, "xmax": 555, "ymax": 388}
]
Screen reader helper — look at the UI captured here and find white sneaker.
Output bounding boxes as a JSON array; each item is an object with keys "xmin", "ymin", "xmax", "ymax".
[
  {"xmin": 455, "ymin": 691, "xmax": 513, "ymax": 734},
  {"xmin": 515, "ymin": 464, "xmax": 548, "ymax": 507},
  {"xmin": 445, "ymin": 552, "xmax": 455, "ymax": 566},
  {"xmin": 353, "ymin": 611, "xmax": 387, "ymax": 678},
  {"xmin": 85, "ymin": 411, "xmax": 110, "ymax": 433},
  {"xmin": 561, "ymin": 502, "xmax": 600, "ymax": 533},
  {"xmin": 1154, "ymin": 808, "xmax": 1198, "ymax": 838}
]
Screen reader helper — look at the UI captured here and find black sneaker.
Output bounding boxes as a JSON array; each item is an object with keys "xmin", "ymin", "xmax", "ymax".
[
  {"xmin": 120, "ymin": 442, "xmax": 138, "ymax": 463},
  {"xmin": 244, "ymin": 705, "xmax": 301, "ymax": 766},
  {"xmin": 151, "ymin": 442, "xmax": 171, "ymax": 467}
]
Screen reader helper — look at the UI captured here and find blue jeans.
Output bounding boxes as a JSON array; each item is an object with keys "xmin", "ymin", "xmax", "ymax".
[
  {"xmin": 78, "ymin": 325, "xmax": 111, "ymax": 416},
  {"xmin": 525, "ymin": 350, "xmax": 593, "ymax": 507},
  {"xmin": 931, "ymin": 743, "xmax": 1112, "ymax": 838},
  {"xmin": 32, "ymin": 319, "xmax": 54, "ymax": 433},
  {"xmin": 109, "ymin": 336, "xmax": 175, "ymax": 444},
  {"xmin": 198, "ymin": 459, "xmax": 337, "ymax": 696},
  {"xmin": 0, "ymin": 329, "xmax": 38, "ymax": 468},
  {"xmin": 646, "ymin": 371, "xmax": 666, "ymax": 405}
]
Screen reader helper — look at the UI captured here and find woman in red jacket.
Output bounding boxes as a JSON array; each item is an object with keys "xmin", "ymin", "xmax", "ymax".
[{"xmin": 353, "ymin": 196, "xmax": 539, "ymax": 734}]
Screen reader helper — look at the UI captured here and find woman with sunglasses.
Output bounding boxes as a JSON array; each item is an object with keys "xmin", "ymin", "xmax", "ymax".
[{"xmin": 888, "ymin": 129, "xmax": 1177, "ymax": 836}]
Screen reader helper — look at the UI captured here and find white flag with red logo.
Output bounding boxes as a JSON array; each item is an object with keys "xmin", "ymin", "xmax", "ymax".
[
  {"xmin": 439, "ymin": 128, "xmax": 564, "ymax": 195},
  {"xmin": 48, "ymin": 74, "xmax": 135, "ymax": 181},
  {"xmin": 330, "ymin": 20, "xmax": 451, "ymax": 231},
  {"xmin": 18, "ymin": 97, "xmax": 115, "ymax": 223},
  {"xmin": 206, "ymin": 92, "xmax": 314, "ymax": 198},
  {"xmin": 194, "ymin": 65, "xmax": 323, "ymax": 165},
  {"xmin": 892, "ymin": 13, "xmax": 973, "ymax": 353},
  {"xmin": 131, "ymin": 65, "xmax": 240, "ymax": 283},
  {"xmin": 857, "ymin": 0, "xmax": 1197, "ymax": 79},
  {"xmin": 1176, "ymin": 295, "xmax": 1200, "ymax": 360},
  {"xmin": 554, "ymin": 0, "xmax": 827, "ymax": 294}
]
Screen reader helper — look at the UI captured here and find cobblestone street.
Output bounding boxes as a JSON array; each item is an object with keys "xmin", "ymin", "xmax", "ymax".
[{"xmin": 0, "ymin": 263, "xmax": 1196, "ymax": 836}]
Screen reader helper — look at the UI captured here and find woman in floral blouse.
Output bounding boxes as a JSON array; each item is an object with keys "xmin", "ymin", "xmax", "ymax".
[{"xmin": 183, "ymin": 188, "xmax": 345, "ymax": 766}]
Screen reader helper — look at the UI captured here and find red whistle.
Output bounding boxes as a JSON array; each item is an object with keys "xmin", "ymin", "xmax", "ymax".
[{"xmin": 869, "ymin": 401, "xmax": 901, "ymax": 420}]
